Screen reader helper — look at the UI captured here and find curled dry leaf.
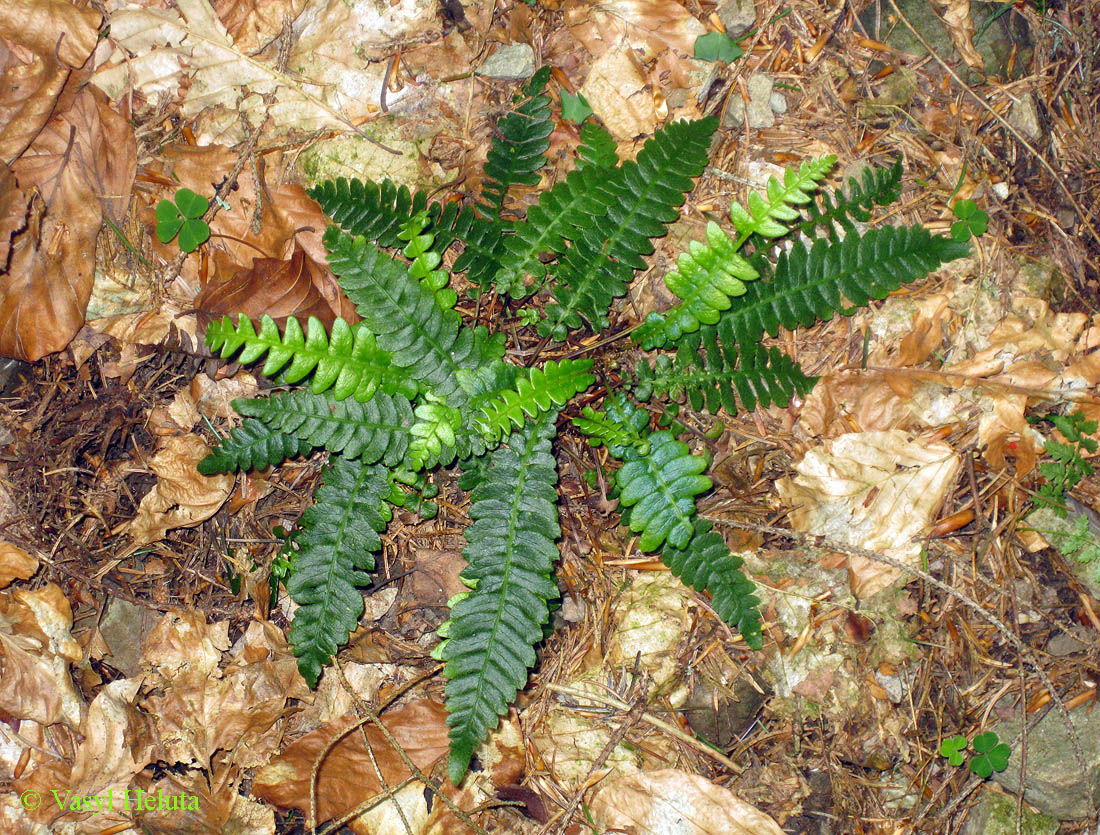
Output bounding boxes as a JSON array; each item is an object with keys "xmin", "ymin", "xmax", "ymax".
[
  {"xmin": 0, "ymin": 0, "xmax": 102, "ymax": 69},
  {"xmin": 128, "ymin": 435, "xmax": 234, "ymax": 548},
  {"xmin": 579, "ymin": 49, "xmax": 657, "ymax": 140},
  {"xmin": 589, "ymin": 769, "xmax": 785, "ymax": 835},
  {"xmin": 251, "ymin": 699, "xmax": 450, "ymax": 825},
  {"xmin": 777, "ymin": 430, "xmax": 960, "ymax": 598},
  {"xmin": 195, "ymin": 246, "xmax": 348, "ymax": 331},
  {"xmin": 0, "ymin": 583, "xmax": 84, "ymax": 729},
  {"xmin": 0, "ymin": 541, "xmax": 38, "ymax": 588},
  {"xmin": 0, "ymin": 86, "xmax": 136, "ymax": 360},
  {"xmin": 932, "ymin": 0, "xmax": 983, "ymax": 71}
]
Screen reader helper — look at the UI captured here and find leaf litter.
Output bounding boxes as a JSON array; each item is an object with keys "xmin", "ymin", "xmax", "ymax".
[{"xmin": 0, "ymin": 0, "xmax": 1099, "ymax": 832}]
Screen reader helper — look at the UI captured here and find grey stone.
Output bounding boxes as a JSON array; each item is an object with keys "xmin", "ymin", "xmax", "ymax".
[
  {"xmin": 992, "ymin": 704, "xmax": 1100, "ymax": 818},
  {"xmin": 477, "ymin": 43, "xmax": 536, "ymax": 80},
  {"xmin": 723, "ymin": 72, "xmax": 776, "ymax": 129},
  {"xmin": 1046, "ymin": 628, "xmax": 1089, "ymax": 657},
  {"xmin": 769, "ymin": 90, "xmax": 787, "ymax": 114},
  {"xmin": 1008, "ymin": 93, "xmax": 1042, "ymax": 141},
  {"xmin": 100, "ymin": 597, "xmax": 154, "ymax": 677},
  {"xmin": 962, "ymin": 789, "xmax": 1058, "ymax": 835},
  {"xmin": 716, "ymin": 0, "xmax": 756, "ymax": 39}
]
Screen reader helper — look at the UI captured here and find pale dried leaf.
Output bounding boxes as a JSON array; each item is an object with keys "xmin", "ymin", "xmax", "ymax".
[
  {"xmin": 252, "ymin": 700, "xmax": 449, "ymax": 823},
  {"xmin": 213, "ymin": 0, "xmax": 308, "ymax": 53},
  {"xmin": 932, "ymin": 0, "xmax": 983, "ymax": 70},
  {"xmin": 128, "ymin": 435, "xmax": 233, "ymax": 547},
  {"xmin": 579, "ymin": 49, "xmax": 656, "ymax": 139},
  {"xmin": 776, "ymin": 431, "xmax": 960, "ymax": 597},
  {"xmin": 0, "ymin": 542, "xmax": 38, "ymax": 589},
  {"xmin": 189, "ymin": 371, "xmax": 260, "ymax": 421},
  {"xmin": 0, "ymin": 50, "xmax": 71, "ymax": 165},
  {"xmin": 0, "ymin": 583, "xmax": 85, "ymax": 728},
  {"xmin": 567, "ymin": 0, "xmax": 706, "ymax": 61},
  {"xmin": 142, "ymin": 610, "xmax": 230, "ymax": 680},
  {"xmin": 589, "ymin": 769, "xmax": 785, "ymax": 834},
  {"xmin": 0, "ymin": 0, "xmax": 102, "ymax": 68},
  {"xmin": 135, "ymin": 770, "xmax": 275, "ymax": 835}
]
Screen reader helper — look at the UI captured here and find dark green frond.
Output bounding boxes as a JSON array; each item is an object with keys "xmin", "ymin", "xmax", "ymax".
[
  {"xmin": 712, "ymin": 225, "xmax": 970, "ymax": 351},
  {"xmin": 479, "ymin": 66, "xmax": 553, "ymax": 221},
  {"xmin": 576, "ymin": 122, "xmax": 618, "ymax": 170},
  {"xmin": 796, "ymin": 158, "xmax": 903, "ymax": 242},
  {"xmin": 475, "ymin": 359, "xmax": 595, "ymax": 442},
  {"xmin": 205, "ymin": 314, "xmax": 414, "ymax": 401},
  {"xmin": 633, "ymin": 331, "xmax": 817, "ymax": 415},
  {"xmin": 324, "ymin": 228, "xmax": 505, "ymax": 408},
  {"xmin": 539, "ymin": 117, "xmax": 719, "ymax": 340},
  {"xmin": 287, "ymin": 456, "xmax": 394, "ymax": 687},
  {"xmin": 571, "ymin": 392, "xmax": 651, "ymax": 457},
  {"xmin": 660, "ymin": 521, "xmax": 762, "ymax": 648},
  {"xmin": 617, "ymin": 431, "xmax": 711, "ymax": 551},
  {"xmin": 198, "ymin": 418, "xmax": 313, "ymax": 474},
  {"xmin": 438, "ymin": 414, "xmax": 561, "ymax": 785},
  {"xmin": 234, "ymin": 390, "xmax": 414, "ymax": 467}
]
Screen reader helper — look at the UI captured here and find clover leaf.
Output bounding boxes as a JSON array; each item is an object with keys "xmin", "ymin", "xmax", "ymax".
[
  {"xmin": 969, "ymin": 731, "xmax": 1010, "ymax": 778},
  {"xmin": 156, "ymin": 188, "xmax": 211, "ymax": 253},
  {"xmin": 939, "ymin": 734, "xmax": 968, "ymax": 767},
  {"xmin": 694, "ymin": 32, "xmax": 744, "ymax": 64},
  {"xmin": 950, "ymin": 198, "xmax": 988, "ymax": 242}
]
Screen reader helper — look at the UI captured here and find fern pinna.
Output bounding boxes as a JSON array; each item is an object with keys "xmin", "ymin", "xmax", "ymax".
[{"xmin": 197, "ymin": 65, "xmax": 972, "ymax": 789}]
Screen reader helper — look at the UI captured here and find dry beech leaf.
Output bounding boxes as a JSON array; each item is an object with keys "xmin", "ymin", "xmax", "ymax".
[
  {"xmin": 135, "ymin": 770, "xmax": 275, "ymax": 835},
  {"xmin": 589, "ymin": 769, "xmax": 785, "ymax": 835},
  {"xmin": 567, "ymin": 0, "xmax": 706, "ymax": 61},
  {"xmin": 195, "ymin": 246, "xmax": 347, "ymax": 331},
  {"xmin": 0, "ymin": 542, "xmax": 38, "ymax": 588},
  {"xmin": 579, "ymin": 49, "xmax": 657, "ymax": 140},
  {"xmin": 932, "ymin": 0, "xmax": 983, "ymax": 71},
  {"xmin": 0, "ymin": 86, "xmax": 136, "ymax": 360},
  {"xmin": 252, "ymin": 699, "xmax": 450, "ymax": 824},
  {"xmin": 0, "ymin": 49, "xmax": 73, "ymax": 166},
  {"xmin": 0, "ymin": 0, "xmax": 102, "ymax": 69},
  {"xmin": 212, "ymin": 0, "xmax": 308, "ymax": 54},
  {"xmin": 142, "ymin": 610, "xmax": 231, "ymax": 680},
  {"xmin": 128, "ymin": 435, "xmax": 233, "ymax": 548},
  {"xmin": 0, "ymin": 583, "xmax": 85, "ymax": 729},
  {"xmin": 776, "ymin": 431, "xmax": 960, "ymax": 598}
]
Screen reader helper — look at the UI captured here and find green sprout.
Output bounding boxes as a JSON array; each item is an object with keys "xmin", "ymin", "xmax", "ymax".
[
  {"xmin": 939, "ymin": 734, "xmax": 968, "ymax": 766},
  {"xmin": 560, "ymin": 91, "xmax": 593, "ymax": 124},
  {"xmin": 156, "ymin": 188, "xmax": 211, "ymax": 253},
  {"xmin": 693, "ymin": 32, "xmax": 744, "ymax": 64},
  {"xmin": 950, "ymin": 198, "xmax": 988, "ymax": 242}
]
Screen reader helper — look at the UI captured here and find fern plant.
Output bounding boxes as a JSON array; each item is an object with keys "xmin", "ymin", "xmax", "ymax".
[{"xmin": 197, "ymin": 68, "xmax": 970, "ymax": 788}]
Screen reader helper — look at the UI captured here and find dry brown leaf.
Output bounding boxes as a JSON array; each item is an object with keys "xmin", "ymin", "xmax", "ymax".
[
  {"xmin": 213, "ymin": 0, "xmax": 308, "ymax": 54},
  {"xmin": 589, "ymin": 769, "xmax": 785, "ymax": 834},
  {"xmin": 0, "ymin": 49, "xmax": 73, "ymax": 166},
  {"xmin": 579, "ymin": 49, "xmax": 657, "ymax": 139},
  {"xmin": 195, "ymin": 246, "xmax": 346, "ymax": 330},
  {"xmin": 189, "ymin": 370, "xmax": 261, "ymax": 421},
  {"xmin": 0, "ymin": 583, "xmax": 84, "ymax": 729},
  {"xmin": 932, "ymin": 0, "xmax": 983, "ymax": 71},
  {"xmin": 134, "ymin": 770, "xmax": 275, "ymax": 835},
  {"xmin": 251, "ymin": 699, "xmax": 450, "ymax": 824},
  {"xmin": 142, "ymin": 610, "xmax": 231, "ymax": 680},
  {"xmin": 0, "ymin": 1, "xmax": 102, "ymax": 69},
  {"xmin": 567, "ymin": 0, "xmax": 705, "ymax": 61},
  {"xmin": 776, "ymin": 431, "xmax": 960, "ymax": 597},
  {"xmin": 128, "ymin": 435, "xmax": 233, "ymax": 548},
  {"xmin": 0, "ymin": 86, "xmax": 135, "ymax": 360},
  {"xmin": 0, "ymin": 541, "xmax": 38, "ymax": 588}
]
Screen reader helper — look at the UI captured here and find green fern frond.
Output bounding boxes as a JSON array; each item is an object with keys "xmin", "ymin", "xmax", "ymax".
[
  {"xmin": 233, "ymin": 390, "xmax": 414, "ymax": 467},
  {"xmin": 287, "ymin": 455, "xmax": 394, "ymax": 687},
  {"xmin": 197, "ymin": 418, "xmax": 313, "ymax": 474},
  {"xmin": 408, "ymin": 398, "xmax": 463, "ymax": 470},
  {"xmin": 475, "ymin": 359, "xmax": 595, "ymax": 442},
  {"xmin": 437, "ymin": 414, "xmax": 561, "ymax": 785},
  {"xmin": 479, "ymin": 66, "xmax": 554, "ymax": 221},
  {"xmin": 205, "ymin": 314, "xmax": 414, "ymax": 401},
  {"xmin": 308, "ymin": 178, "xmax": 507, "ymax": 292},
  {"xmin": 576, "ymin": 122, "xmax": 618, "ymax": 170},
  {"xmin": 728, "ymin": 156, "xmax": 836, "ymax": 238},
  {"xmin": 796, "ymin": 158, "xmax": 903, "ymax": 241},
  {"xmin": 617, "ymin": 431, "xmax": 711, "ymax": 551},
  {"xmin": 660, "ymin": 521, "xmax": 762, "ymax": 648},
  {"xmin": 632, "ymin": 221, "xmax": 759, "ymax": 349},
  {"xmin": 399, "ymin": 211, "xmax": 459, "ymax": 309},
  {"xmin": 707, "ymin": 225, "xmax": 971, "ymax": 352},
  {"xmin": 324, "ymin": 228, "xmax": 506, "ymax": 407},
  {"xmin": 539, "ymin": 117, "xmax": 719, "ymax": 340},
  {"xmin": 633, "ymin": 333, "xmax": 817, "ymax": 415},
  {"xmin": 572, "ymin": 407, "xmax": 648, "ymax": 456}
]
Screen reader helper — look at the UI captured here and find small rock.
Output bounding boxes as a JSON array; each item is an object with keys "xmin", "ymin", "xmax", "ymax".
[
  {"xmin": 769, "ymin": 90, "xmax": 787, "ymax": 114},
  {"xmin": 992, "ymin": 703, "xmax": 1100, "ymax": 819},
  {"xmin": 723, "ymin": 72, "xmax": 775, "ymax": 129},
  {"xmin": 1046, "ymin": 628, "xmax": 1089, "ymax": 657},
  {"xmin": 962, "ymin": 789, "xmax": 1059, "ymax": 835},
  {"xmin": 991, "ymin": 181, "xmax": 1009, "ymax": 200},
  {"xmin": 716, "ymin": 0, "xmax": 756, "ymax": 39},
  {"xmin": 477, "ymin": 43, "xmax": 536, "ymax": 80},
  {"xmin": 100, "ymin": 598, "xmax": 155, "ymax": 677},
  {"xmin": 1008, "ymin": 93, "xmax": 1042, "ymax": 141}
]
